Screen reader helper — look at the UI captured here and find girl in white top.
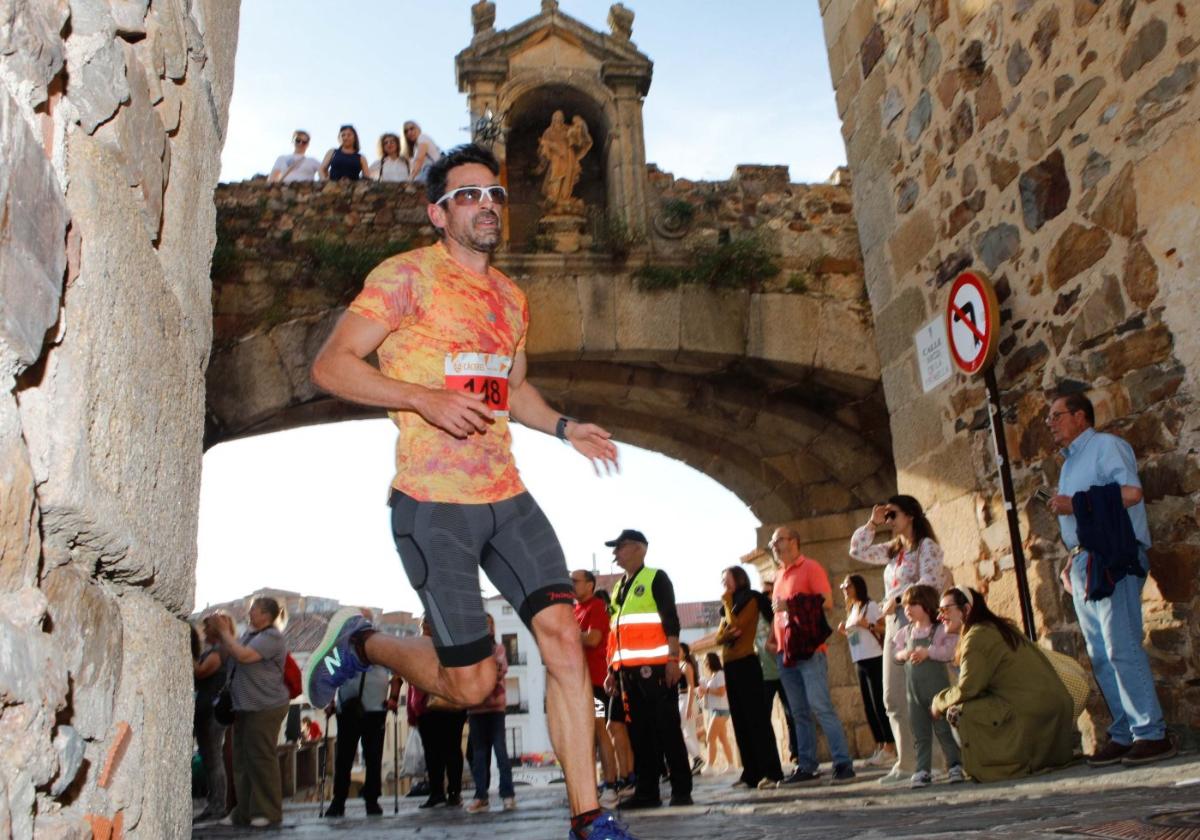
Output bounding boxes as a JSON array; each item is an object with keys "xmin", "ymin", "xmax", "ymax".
[
  {"xmin": 696, "ymin": 653, "xmax": 736, "ymax": 773},
  {"xmin": 848, "ymin": 494, "xmax": 949, "ymax": 785},
  {"xmin": 837, "ymin": 574, "xmax": 895, "ymax": 767},
  {"xmin": 369, "ymin": 132, "xmax": 411, "ymax": 182},
  {"xmin": 403, "ymin": 120, "xmax": 442, "ymax": 183}
]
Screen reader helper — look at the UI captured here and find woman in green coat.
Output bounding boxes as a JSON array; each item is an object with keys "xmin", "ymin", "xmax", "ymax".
[{"xmin": 931, "ymin": 587, "xmax": 1075, "ymax": 782}]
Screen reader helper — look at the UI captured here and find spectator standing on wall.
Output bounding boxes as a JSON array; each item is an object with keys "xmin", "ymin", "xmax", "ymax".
[
  {"xmin": 268, "ymin": 130, "xmax": 320, "ymax": 183},
  {"xmin": 321, "ymin": 124, "xmax": 371, "ymax": 182},
  {"xmin": 1044, "ymin": 391, "xmax": 1174, "ymax": 766},
  {"xmin": 848, "ymin": 495, "xmax": 949, "ymax": 785},
  {"xmin": 216, "ymin": 597, "xmax": 291, "ymax": 829},
  {"xmin": 404, "ymin": 121, "xmax": 443, "ymax": 183},
  {"xmin": 370, "ymin": 132, "xmax": 411, "ymax": 182}
]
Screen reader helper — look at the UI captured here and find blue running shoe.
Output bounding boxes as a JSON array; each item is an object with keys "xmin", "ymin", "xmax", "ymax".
[
  {"xmin": 304, "ymin": 607, "xmax": 371, "ymax": 708},
  {"xmin": 569, "ymin": 812, "xmax": 639, "ymax": 840}
]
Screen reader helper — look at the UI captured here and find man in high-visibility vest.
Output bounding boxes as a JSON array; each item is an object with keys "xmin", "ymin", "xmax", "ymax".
[{"xmin": 602, "ymin": 529, "xmax": 693, "ymax": 808}]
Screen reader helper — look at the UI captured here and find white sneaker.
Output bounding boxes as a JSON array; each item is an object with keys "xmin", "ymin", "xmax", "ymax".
[
  {"xmin": 217, "ymin": 816, "xmax": 235, "ymax": 827},
  {"xmin": 249, "ymin": 817, "xmax": 271, "ymax": 827},
  {"xmin": 502, "ymin": 797, "xmax": 517, "ymax": 811},
  {"xmin": 947, "ymin": 764, "xmax": 966, "ymax": 783},
  {"xmin": 910, "ymin": 770, "xmax": 933, "ymax": 788},
  {"xmin": 865, "ymin": 748, "xmax": 893, "ymax": 767},
  {"xmin": 878, "ymin": 766, "xmax": 908, "ymax": 786},
  {"xmin": 599, "ymin": 785, "xmax": 619, "ymax": 807}
]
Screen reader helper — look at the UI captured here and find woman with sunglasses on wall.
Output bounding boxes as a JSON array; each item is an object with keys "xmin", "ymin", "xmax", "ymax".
[
  {"xmin": 369, "ymin": 132, "xmax": 411, "ymax": 182},
  {"xmin": 931, "ymin": 587, "xmax": 1076, "ymax": 782},
  {"xmin": 837, "ymin": 574, "xmax": 895, "ymax": 769},
  {"xmin": 320, "ymin": 124, "xmax": 371, "ymax": 182},
  {"xmin": 849, "ymin": 495, "xmax": 950, "ymax": 785}
]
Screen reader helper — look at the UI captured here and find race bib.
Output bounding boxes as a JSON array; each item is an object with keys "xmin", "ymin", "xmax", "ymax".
[{"xmin": 444, "ymin": 352, "xmax": 511, "ymax": 416}]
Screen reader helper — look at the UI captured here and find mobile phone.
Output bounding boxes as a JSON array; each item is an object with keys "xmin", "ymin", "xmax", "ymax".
[{"xmin": 1033, "ymin": 487, "xmax": 1053, "ymax": 505}]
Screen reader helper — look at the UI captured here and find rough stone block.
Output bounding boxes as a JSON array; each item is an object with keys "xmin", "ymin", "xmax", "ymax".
[
  {"xmin": 0, "ymin": 396, "xmax": 40, "ymax": 594},
  {"xmin": 614, "ymin": 277, "xmax": 679, "ymax": 359},
  {"xmin": 108, "ymin": 591, "xmax": 190, "ymax": 837},
  {"xmin": 18, "ymin": 135, "xmax": 204, "ymax": 614},
  {"xmin": 747, "ymin": 293, "xmax": 820, "ymax": 371},
  {"xmin": 1046, "ymin": 224, "xmax": 1112, "ymax": 290},
  {"xmin": 42, "ymin": 566, "xmax": 122, "ymax": 742},
  {"xmin": 522, "ymin": 275, "xmax": 584, "ymax": 359},
  {"xmin": 679, "ymin": 287, "xmax": 748, "ymax": 359},
  {"xmin": 888, "ymin": 208, "xmax": 935, "ymax": 281},
  {"xmin": 0, "ymin": 87, "xmax": 68, "ymax": 372}
]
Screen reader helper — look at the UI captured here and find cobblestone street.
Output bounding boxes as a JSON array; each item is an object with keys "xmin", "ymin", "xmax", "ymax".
[{"xmin": 195, "ymin": 753, "xmax": 1200, "ymax": 839}]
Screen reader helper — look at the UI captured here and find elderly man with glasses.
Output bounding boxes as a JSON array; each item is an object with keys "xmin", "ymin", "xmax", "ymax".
[
  {"xmin": 1043, "ymin": 391, "xmax": 1174, "ymax": 768},
  {"xmin": 306, "ymin": 144, "xmax": 638, "ymax": 840},
  {"xmin": 268, "ymin": 130, "xmax": 320, "ymax": 183}
]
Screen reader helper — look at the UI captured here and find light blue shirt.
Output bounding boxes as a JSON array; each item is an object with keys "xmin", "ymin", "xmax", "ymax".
[{"xmin": 1056, "ymin": 427, "xmax": 1150, "ymax": 550}]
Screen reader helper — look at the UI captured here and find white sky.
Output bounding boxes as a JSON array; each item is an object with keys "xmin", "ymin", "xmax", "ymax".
[{"xmin": 198, "ymin": 1, "xmax": 844, "ymax": 615}]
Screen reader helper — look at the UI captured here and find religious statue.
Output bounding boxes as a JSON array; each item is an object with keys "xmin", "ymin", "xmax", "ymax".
[{"xmin": 536, "ymin": 111, "xmax": 592, "ymax": 215}]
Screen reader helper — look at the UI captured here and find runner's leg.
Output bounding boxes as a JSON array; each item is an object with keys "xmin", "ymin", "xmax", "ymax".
[{"xmin": 482, "ymin": 493, "xmax": 598, "ymax": 816}]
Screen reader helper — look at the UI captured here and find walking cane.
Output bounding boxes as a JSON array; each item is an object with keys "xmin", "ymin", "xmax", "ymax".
[
  {"xmin": 318, "ymin": 709, "xmax": 331, "ymax": 817},
  {"xmin": 393, "ymin": 709, "xmax": 401, "ymax": 814}
]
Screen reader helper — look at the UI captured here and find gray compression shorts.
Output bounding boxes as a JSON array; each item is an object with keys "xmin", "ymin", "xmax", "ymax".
[{"xmin": 389, "ymin": 489, "xmax": 574, "ymax": 667}]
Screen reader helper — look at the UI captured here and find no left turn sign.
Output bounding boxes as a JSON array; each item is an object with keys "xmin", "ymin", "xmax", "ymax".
[{"xmin": 945, "ymin": 270, "xmax": 999, "ymax": 375}]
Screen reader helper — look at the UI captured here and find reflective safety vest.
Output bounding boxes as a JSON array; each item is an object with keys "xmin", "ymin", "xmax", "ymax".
[{"xmin": 608, "ymin": 566, "xmax": 670, "ymax": 668}]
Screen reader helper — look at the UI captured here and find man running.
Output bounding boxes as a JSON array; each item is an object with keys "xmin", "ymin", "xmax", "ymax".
[{"xmin": 304, "ymin": 144, "xmax": 636, "ymax": 840}]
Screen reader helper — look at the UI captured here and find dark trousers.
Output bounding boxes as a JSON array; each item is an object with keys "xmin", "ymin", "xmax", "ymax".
[
  {"xmin": 468, "ymin": 711, "xmax": 514, "ymax": 799},
  {"xmin": 763, "ymin": 678, "xmax": 798, "ymax": 764},
  {"xmin": 725, "ymin": 656, "xmax": 783, "ymax": 785},
  {"xmin": 418, "ymin": 710, "xmax": 466, "ymax": 799},
  {"xmin": 621, "ymin": 665, "xmax": 691, "ymax": 802},
  {"xmin": 332, "ymin": 710, "xmax": 387, "ymax": 804},
  {"xmin": 855, "ymin": 656, "xmax": 894, "ymax": 745}
]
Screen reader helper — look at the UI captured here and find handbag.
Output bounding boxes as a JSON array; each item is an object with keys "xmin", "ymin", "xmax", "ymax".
[
  {"xmin": 1042, "ymin": 648, "xmax": 1091, "ymax": 719},
  {"xmin": 213, "ymin": 665, "xmax": 235, "ymax": 726},
  {"xmin": 401, "ymin": 727, "xmax": 426, "ymax": 777}
]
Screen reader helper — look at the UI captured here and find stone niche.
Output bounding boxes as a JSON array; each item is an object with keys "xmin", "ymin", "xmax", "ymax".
[
  {"xmin": 503, "ymin": 85, "xmax": 609, "ymax": 250},
  {"xmin": 456, "ymin": 1, "xmax": 653, "ymax": 251}
]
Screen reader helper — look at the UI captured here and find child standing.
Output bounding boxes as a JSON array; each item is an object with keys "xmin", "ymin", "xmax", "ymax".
[{"xmin": 893, "ymin": 584, "xmax": 963, "ymax": 788}]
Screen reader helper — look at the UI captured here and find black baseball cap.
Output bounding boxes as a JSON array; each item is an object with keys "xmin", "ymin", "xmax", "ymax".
[{"xmin": 604, "ymin": 529, "xmax": 648, "ymax": 547}]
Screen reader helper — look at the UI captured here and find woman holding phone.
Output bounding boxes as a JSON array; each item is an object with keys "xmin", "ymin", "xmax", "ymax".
[{"xmin": 849, "ymin": 495, "xmax": 949, "ymax": 785}]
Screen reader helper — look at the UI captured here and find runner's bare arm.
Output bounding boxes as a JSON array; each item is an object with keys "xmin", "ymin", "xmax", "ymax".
[
  {"xmin": 507, "ymin": 350, "xmax": 619, "ymax": 475},
  {"xmin": 310, "ymin": 310, "xmax": 492, "ymax": 439}
]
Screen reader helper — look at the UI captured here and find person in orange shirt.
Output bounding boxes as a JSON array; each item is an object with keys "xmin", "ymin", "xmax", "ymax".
[
  {"xmin": 768, "ymin": 526, "xmax": 856, "ymax": 787},
  {"xmin": 306, "ymin": 144, "xmax": 635, "ymax": 840}
]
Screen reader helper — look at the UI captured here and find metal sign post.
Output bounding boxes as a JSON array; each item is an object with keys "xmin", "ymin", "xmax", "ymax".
[
  {"xmin": 982, "ymin": 367, "xmax": 1038, "ymax": 641},
  {"xmin": 946, "ymin": 271, "xmax": 1037, "ymax": 641}
]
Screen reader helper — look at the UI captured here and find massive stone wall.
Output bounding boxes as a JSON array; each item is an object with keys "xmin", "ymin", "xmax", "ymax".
[
  {"xmin": 821, "ymin": 0, "xmax": 1200, "ymax": 740},
  {"xmin": 0, "ymin": 2, "xmax": 238, "ymax": 837}
]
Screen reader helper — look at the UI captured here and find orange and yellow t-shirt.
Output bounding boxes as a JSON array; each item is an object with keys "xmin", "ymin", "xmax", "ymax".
[{"xmin": 347, "ymin": 243, "xmax": 529, "ymax": 504}]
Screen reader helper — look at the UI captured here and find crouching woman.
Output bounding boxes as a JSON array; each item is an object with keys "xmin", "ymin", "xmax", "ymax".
[{"xmin": 931, "ymin": 587, "xmax": 1075, "ymax": 782}]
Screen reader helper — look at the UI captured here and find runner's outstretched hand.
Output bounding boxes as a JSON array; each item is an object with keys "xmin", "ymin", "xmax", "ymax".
[
  {"xmin": 413, "ymin": 388, "xmax": 494, "ymax": 439},
  {"xmin": 566, "ymin": 422, "xmax": 619, "ymax": 476}
]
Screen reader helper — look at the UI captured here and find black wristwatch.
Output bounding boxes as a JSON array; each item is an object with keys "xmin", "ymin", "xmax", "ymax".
[{"xmin": 555, "ymin": 416, "xmax": 573, "ymax": 441}]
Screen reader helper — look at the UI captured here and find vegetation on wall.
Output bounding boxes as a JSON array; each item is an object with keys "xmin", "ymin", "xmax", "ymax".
[
  {"xmin": 633, "ymin": 234, "xmax": 781, "ymax": 292},
  {"xmin": 589, "ymin": 210, "xmax": 645, "ymax": 259}
]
